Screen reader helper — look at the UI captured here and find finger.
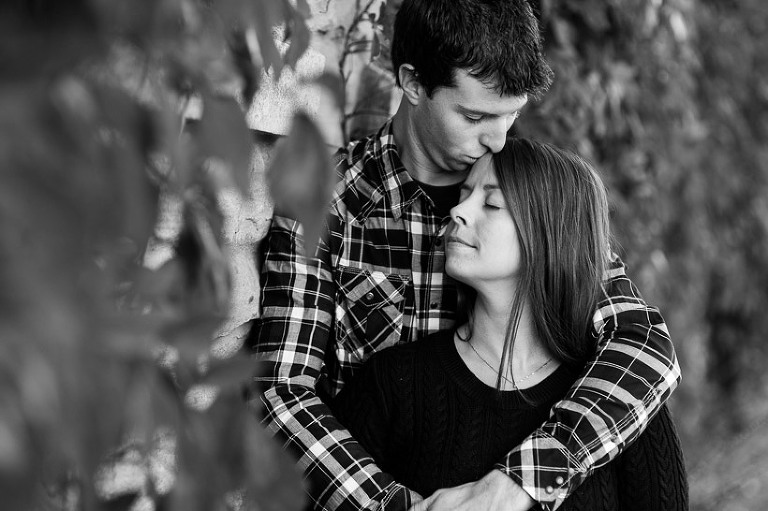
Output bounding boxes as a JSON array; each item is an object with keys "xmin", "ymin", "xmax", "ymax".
[{"xmin": 409, "ymin": 493, "xmax": 436, "ymax": 511}]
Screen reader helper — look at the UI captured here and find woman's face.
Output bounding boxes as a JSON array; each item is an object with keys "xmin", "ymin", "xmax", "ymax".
[{"xmin": 445, "ymin": 154, "xmax": 522, "ymax": 289}]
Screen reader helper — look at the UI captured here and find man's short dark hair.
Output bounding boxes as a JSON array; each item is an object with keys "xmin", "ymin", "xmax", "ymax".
[{"xmin": 392, "ymin": 0, "xmax": 553, "ymax": 98}]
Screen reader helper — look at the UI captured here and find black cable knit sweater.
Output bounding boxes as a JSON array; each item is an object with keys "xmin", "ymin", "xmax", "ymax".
[{"xmin": 331, "ymin": 330, "xmax": 688, "ymax": 510}]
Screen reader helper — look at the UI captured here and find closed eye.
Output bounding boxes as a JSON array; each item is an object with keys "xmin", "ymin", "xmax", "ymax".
[{"xmin": 465, "ymin": 115, "xmax": 484, "ymax": 124}]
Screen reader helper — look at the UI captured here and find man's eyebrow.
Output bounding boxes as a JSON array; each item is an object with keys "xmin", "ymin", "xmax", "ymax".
[
  {"xmin": 457, "ymin": 106, "xmax": 501, "ymax": 117},
  {"xmin": 457, "ymin": 105, "xmax": 524, "ymax": 117}
]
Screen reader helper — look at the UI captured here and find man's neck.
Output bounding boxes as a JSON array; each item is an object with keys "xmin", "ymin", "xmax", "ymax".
[{"xmin": 391, "ymin": 105, "xmax": 467, "ymax": 186}]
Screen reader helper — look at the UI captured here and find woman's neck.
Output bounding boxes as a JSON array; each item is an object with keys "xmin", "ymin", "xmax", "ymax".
[
  {"xmin": 476, "ymin": 297, "xmax": 545, "ymax": 358},
  {"xmin": 457, "ymin": 289, "xmax": 558, "ymax": 389},
  {"xmin": 467, "ymin": 294, "xmax": 516, "ymax": 360}
]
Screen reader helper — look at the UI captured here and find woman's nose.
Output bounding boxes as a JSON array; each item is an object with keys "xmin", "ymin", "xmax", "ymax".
[{"xmin": 450, "ymin": 204, "xmax": 467, "ymax": 225}]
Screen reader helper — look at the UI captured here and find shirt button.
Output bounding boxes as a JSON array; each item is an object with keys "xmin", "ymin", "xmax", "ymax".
[
  {"xmin": 365, "ymin": 292, "xmax": 375, "ymax": 301},
  {"xmin": 545, "ymin": 486, "xmax": 554, "ymax": 494},
  {"xmin": 430, "ymin": 302, "xmax": 439, "ymax": 309},
  {"xmin": 435, "ymin": 238, "xmax": 443, "ymax": 247},
  {"xmin": 555, "ymin": 476, "xmax": 564, "ymax": 485}
]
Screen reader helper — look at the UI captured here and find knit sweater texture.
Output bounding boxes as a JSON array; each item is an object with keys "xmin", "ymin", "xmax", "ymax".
[{"xmin": 331, "ymin": 330, "xmax": 688, "ymax": 510}]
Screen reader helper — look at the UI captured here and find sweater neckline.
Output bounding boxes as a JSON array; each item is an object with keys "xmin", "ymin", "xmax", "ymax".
[{"xmin": 430, "ymin": 330, "xmax": 578, "ymax": 409}]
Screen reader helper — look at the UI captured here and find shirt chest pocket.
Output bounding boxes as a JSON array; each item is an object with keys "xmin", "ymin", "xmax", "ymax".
[{"xmin": 334, "ymin": 266, "xmax": 409, "ymax": 361}]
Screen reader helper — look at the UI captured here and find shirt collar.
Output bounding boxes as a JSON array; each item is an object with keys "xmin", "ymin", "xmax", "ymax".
[{"xmin": 357, "ymin": 119, "xmax": 424, "ymax": 223}]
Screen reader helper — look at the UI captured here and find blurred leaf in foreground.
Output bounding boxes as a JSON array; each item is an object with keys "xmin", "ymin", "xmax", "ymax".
[{"xmin": 267, "ymin": 111, "xmax": 334, "ymax": 257}]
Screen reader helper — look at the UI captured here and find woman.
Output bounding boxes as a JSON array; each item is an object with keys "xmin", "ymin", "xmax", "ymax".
[{"xmin": 331, "ymin": 139, "xmax": 688, "ymax": 510}]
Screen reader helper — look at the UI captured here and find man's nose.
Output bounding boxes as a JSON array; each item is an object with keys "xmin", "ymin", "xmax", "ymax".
[{"xmin": 480, "ymin": 118, "xmax": 508, "ymax": 153}]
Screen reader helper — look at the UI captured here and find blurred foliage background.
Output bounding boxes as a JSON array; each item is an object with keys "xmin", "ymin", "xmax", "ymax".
[
  {"xmin": 1, "ymin": 0, "xmax": 767, "ymax": 511},
  {"xmin": 521, "ymin": 2, "xmax": 768, "ymax": 510},
  {"xmin": 0, "ymin": 0, "xmax": 318, "ymax": 510}
]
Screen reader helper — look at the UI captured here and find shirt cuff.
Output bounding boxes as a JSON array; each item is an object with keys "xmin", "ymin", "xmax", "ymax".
[
  {"xmin": 495, "ymin": 432, "xmax": 588, "ymax": 511},
  {"xmin": 376, "ymin": 482, "xmax": 419, "ymax": 511}
]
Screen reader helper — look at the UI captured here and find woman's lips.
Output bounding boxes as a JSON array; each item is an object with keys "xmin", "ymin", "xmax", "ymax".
[{"xmin": 446, "ymin": 235, "xmax": 474, "ymax": 247}]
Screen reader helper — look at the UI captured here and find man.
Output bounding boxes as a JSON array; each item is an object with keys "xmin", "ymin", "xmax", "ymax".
[{"xmin": 251, "ymin": 1, "xmax": 680, "ymax": 510}]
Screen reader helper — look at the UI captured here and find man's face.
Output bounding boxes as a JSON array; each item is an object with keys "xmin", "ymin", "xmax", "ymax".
[{"xmin": 413, "ymin": 69, "xmax": 528, "ymax": 173}]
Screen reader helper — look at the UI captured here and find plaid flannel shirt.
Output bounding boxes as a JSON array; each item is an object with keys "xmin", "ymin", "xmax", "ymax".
[{"xmin": 252, "ymin": 120, "xmax": 681, "ymax": 511}]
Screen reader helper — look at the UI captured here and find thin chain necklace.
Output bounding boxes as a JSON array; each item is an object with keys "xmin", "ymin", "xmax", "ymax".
[{"xmin": 467, "ymin": 341, "xmax": 553, "ymax": 390}]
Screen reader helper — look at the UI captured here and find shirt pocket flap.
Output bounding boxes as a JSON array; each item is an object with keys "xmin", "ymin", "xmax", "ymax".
[{"xmin": 335, "ymin": 266, "xmax": 408, "ymax": 311}]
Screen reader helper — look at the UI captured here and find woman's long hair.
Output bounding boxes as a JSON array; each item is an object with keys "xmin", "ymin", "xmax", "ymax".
[{"xmin": 456, "ymin": 138, "xmax": 612, "ymax": 385}]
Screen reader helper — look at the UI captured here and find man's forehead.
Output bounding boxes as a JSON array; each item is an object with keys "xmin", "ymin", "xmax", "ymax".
[{"xmin": 447, "ymin": 70, "xmax": 528, "ymax": 113}]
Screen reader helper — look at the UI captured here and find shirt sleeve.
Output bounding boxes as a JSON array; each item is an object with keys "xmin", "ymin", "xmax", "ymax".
[
  {"xmin": 251, "ymin": 210, "xmax": 416, "ymax": 511},
  {"xmin": 494, "ymin": 255, "xmax": 682, "ymax": 510}
]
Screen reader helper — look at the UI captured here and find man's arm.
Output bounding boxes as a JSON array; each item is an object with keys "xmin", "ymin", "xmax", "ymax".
[
  {"xmin": 252, "ymin": 213, "xmax": 416, "ymax": 511},
  {"xmin": 493, "ymin": 255, "xmax": 681, "ymax": 510}
]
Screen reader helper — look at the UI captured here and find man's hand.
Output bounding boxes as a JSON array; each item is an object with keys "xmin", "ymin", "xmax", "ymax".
[{"xmin": 407, "ymin": 470, "xmax": 535, "ymax": 511}]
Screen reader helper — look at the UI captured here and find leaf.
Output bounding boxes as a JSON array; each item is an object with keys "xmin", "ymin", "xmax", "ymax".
[
  {"xmin": 370, "ymin": 32, "xmax": 381, "ymax": 60},
  {"xmin": 124, "ymin": 262, "xmax": 190, "ymax": 333},
  {"xmin": 249, "ymin": 0, "xmax": 287, "ymax": 76},
  {"xmin": 122, "ymin": 367, "xmax": 158, "ymax": 444},
  {"xmin": 378, "ymin": 0, "xmax": 401, "ymax": 50},
  {"xmin": 142, "ymin": 246, "xmax": 226, "ymax": 359},
  {"xmin": 284, "ymin": 8, "xmax": 311, "ymax": 69},
  {"xmin": 101, "ymin": 330, "xmax": 163, "ymax": 362},
  {"xmin": 295, "ymin": 0, "xmax": 311, "ymax": 18},
  {"xmin": 199, "ymin": 353, "xmax": 256, "ymax": 390},
  {"xmin": 347, "ymin": 39, "xmax": 370, "ymax": 54},
  {"xmin": 181, "ymin": 196, "xmax": 232, "ymax": 313},
  {"xmin": 161, "ymin": 316, "xmax": 223, "ymax": 362},
  {"xmin": 197, "ymin": 94, "xmax": 252, "ymax": 195},
  {"xmin": 229, "ymin": 29, "xmax": 260, "ymax": 106},
  {"xmin": 578, "ymin": 0, "xmax": 611, "ymax": 33},
  {"xmin": 150, "ymin": 379, "xmax": 182, "ymax": 430},
  {"xmin": 243, "ymin": 414, "xmax": 306, "ymax": 511},
  {"xmin": 0, "ymin": 402, "xmax": 30, "ymax": 476},
  {"xmin": 310, "ymin": 72, "xmax": 346, "ymax": 111},
  {"xmin": 89, "ymin": 83, "xmax": 161, "ymax": 249},
  {"xmin": 266, "ymin": 112, "xmax": 334, "ymax": 257}
]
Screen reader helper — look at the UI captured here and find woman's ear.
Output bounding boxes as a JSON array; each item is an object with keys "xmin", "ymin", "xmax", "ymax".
[{"xmin": 398, "ymin": 64, "xmax": 422, "ymax": 106}]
